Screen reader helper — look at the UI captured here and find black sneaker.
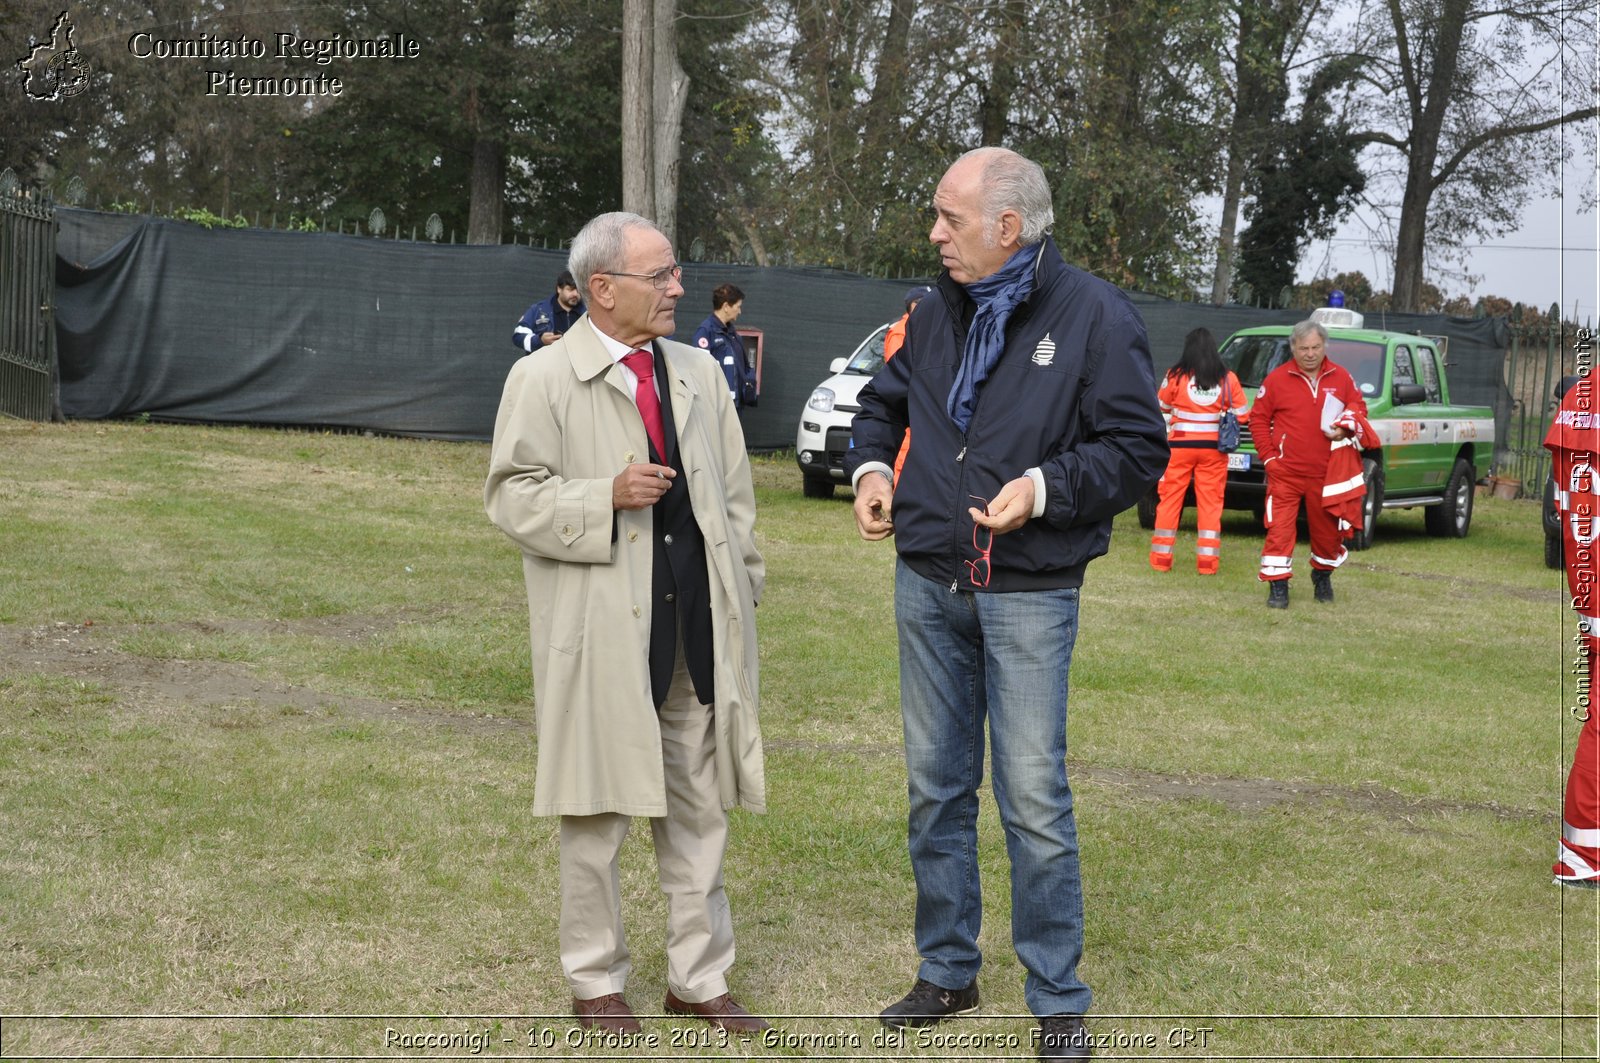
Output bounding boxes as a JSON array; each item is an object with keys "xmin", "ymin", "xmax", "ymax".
[
  {"xmin": 879, "ymin": 977, "xmax": 979, "ymax": 1028},
  {"xmin": 1312, "ymin": 570, "xmax": 1333, "ymax": 603},
  {"xmin": 1037, "ymin": 1014, "xmax": 1092, "ymax": 1060},
  {"xmin": 1266, "ymin": 580, "xmax": 1289, "ymax": 609}
]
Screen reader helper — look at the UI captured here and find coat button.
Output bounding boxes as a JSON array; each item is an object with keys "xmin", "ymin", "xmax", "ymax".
[
  {"xmin": 561, "ymin": 524, "xmax": 573, "ymax": 536},
  {"xmin": 628, "ymin": 531, "xmax": 638, "ymax": 542},
  {"xmin": 663, "ymin": 534, "xmax": 674, "ymax": 545},
  {"xmin": 625, "ymin": 451, "xmax": 636, "ymax": 462},
  {"xmin": 633, "ymin": 606, "xmax": 641, "ymax": 618},
  {"xmin": 665, "ymin": 593, "xmax": 675, "ymax": 603}
]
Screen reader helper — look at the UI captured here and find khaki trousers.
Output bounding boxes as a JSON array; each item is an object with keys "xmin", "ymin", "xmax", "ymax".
[{"xmin": 558, "ymin": 648, "xmax": 734, "ymax": 1003}]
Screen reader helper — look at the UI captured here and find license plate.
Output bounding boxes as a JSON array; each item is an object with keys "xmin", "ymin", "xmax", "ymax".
[{"xmin": 1227, "ymin": 452, "xmax": 1251, "ymax": 471}]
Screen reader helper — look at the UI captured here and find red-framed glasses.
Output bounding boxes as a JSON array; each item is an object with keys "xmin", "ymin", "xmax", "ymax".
[{"xmin": 966, "ymin": 495, "xmax": 993, "ymax": 588}]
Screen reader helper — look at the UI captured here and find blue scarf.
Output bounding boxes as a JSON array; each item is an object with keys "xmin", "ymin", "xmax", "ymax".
[{"xmin": 946, "ymin": 243, "xmax": 1039, "ymax": 433}]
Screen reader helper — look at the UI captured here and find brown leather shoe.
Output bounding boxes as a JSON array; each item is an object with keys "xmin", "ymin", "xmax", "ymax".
[
  {"xmin": 663, "ymin": 990, "xmax": 772, "ymax": 1033},
  {"xmin": 573, "ymin": 993, "xmax": 642, "ymax": 1033}
]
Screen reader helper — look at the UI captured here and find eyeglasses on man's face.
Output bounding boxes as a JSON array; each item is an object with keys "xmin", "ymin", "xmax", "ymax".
[{"xmin": 603, "ymin": 264, "xmax": 683, "ymax": 291}]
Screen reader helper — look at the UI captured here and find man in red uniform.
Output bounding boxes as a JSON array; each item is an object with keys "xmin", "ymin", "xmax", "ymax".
[
  {"xmin": 1547, "ymin": 369, "xmax": 1600, "ymax": 885},
  {"xmin": 1248, "ymin": 320, "xmax": 1368, "ymax": 608}
]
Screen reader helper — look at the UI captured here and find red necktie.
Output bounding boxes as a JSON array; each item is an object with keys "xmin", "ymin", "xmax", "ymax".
[{"xmin": 622, "ymin": 349, "xmax": 666, "ymax": 459}]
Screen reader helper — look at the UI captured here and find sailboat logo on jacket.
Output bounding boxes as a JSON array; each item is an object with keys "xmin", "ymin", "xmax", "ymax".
[{"xmin": 1031, "ymin": 333, "xmax": 1056, "ymax": 367}]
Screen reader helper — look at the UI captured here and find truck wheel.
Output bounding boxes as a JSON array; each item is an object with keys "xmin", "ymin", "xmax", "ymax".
[
  {"xmin": 1547, "ymin": 531, "xmax": 1564, "ymax": 570},
  {"xmin": 802, "ymin": 475, "xmax": 836, "ymax": 499},
  {"xmin": 1350, "ymin": 458, "xmax": 1383, "ymax": 551},
  {"xmin": 1136, "ymin": 488, "xmax": 1157, "ymax": 530},
  {"xmin": 1424, "ymin": 458, "xmax": 1474, "ymax": 538}
]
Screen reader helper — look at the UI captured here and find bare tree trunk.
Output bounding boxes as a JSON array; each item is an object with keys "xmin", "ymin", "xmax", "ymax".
[
  {"xmin": 1212, "ymin": 0, "xmax": 1300, "ymax": 304},
  {"xmin": 651, "ymin": 0, "xmax": 687, "ymax": 246},
  {"xmin": 1389, "ymin": 160, "xmax": 1432, "ymax": 312},
  {"xmin": 465, "ymin": 0, "xmax": 515, "ymax": 245},
  {"xmin": 1210, "ymin": 5, "xmax": 1254, "ymax": 303},
  {"xmin": 978, "ymin": 0, "xmax": 1026, "ymax": 146},
  {"xmin": 862, "ymin": 0, "xmax": 916, "ymax": 147},
  {"xmin": 720, "ymin": 209, "xmax": 770, "ymax": 266},
  {"xmin": 622, "ymin": 0, "xmax": 655, "ymax": 221},
  {"xmin": 1385, "ymin": 0, "xmax": 1463, "ymax": 311},
  {"xmin": 467, "ymin": 136, "xmax": 505, "ymax": 243},
  {"xmin": 1210, "ymin": 142, "xmax": 1244, "ymax": 304}
]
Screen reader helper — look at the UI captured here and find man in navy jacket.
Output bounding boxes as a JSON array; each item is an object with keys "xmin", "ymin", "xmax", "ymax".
[
  {"xmin": 845, "ymin": 147, "xmax": 1166, "ymax": 1061},
  {"xmin": 513, "ymin": 270, "xmax": 586, "ymax": 352}
]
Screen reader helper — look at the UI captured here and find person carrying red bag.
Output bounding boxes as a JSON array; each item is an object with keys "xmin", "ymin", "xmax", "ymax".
[{"xmin": 1248, "ymin": 320, "xmax": 1369, "ymax": 608}]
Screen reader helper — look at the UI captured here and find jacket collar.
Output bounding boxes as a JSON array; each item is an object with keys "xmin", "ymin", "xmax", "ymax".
[
  {"xmin": 564, "ymin": 313, "xmax": 624, "ymax": 383},
  {"xmin": 933, "ymin": 236, "xmax": 1069, "ymax": 330},
  {"xmin": 1287, "ymin": 359, "xmax": 1337, "ymax": 387},
  {"xmin": 566, "ymin": 315, "xmax": 700, "ymax": 448}
]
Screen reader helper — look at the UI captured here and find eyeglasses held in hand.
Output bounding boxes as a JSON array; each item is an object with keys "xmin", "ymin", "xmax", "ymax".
[
  {"xmin": 603, "ymin": 264, "xmax": 683, "ymax": 290},
  {"xmin": 966, "ymin": 494, "xmax": 993, "ymax": 588}
]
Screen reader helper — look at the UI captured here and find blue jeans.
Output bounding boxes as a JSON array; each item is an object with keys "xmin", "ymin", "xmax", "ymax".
[{"xmin": 895, "ymin": 558, "xmax": 1091, "ymax": 1017}]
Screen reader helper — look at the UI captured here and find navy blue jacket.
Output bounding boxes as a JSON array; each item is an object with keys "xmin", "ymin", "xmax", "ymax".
[
  {"xmin": 513, "ymin": 293, "xmax": 585, "ymax": 352},
  {"xmin": 691, "ymin": 314, "xmax": 753, "ymax": 407},
  {"xmin": 845, "ymin": 238, "xmax": 1167, "ymax": 591}
]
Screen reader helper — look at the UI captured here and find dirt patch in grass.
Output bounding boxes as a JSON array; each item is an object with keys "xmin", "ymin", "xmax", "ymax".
[
  {"xmin": 1083, "ymin": 764, "xmax": 1542, "ymax": 824},
  {"xmin": 1342, "ymin": 560, "xmax": 1553, "ymax": 603},
  {"xmin": 0, "ymin": 617, "xmax": 517, "ymax": 734},
  {"xmin": 0, "ymin": 619, "xmax": 1541, "ymax": 825}
]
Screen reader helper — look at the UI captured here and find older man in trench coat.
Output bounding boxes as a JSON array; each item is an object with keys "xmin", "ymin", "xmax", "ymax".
[{"xmin": 485, "ymin": 212, "xmax": 768, "ymax": 1034}]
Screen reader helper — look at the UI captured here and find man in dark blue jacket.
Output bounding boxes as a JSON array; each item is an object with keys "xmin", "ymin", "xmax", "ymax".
[
  {"xmin": 846, "ymin": 147, "xmax": 1166, "ymax": 1062},
  {"xmin": 513, "ymin": 270, "xmax": 586, "ymax": 353}
]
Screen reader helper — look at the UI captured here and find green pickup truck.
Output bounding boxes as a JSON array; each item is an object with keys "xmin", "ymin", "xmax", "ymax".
[{"xmin": 1139, "ymin": 308, "xmax": 1496, "ymax": 550}]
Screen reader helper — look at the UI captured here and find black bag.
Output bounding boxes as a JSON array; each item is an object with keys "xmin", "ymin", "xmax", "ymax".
[{"xmin": 1216, "ymin": 376, "xmax": 1240, "ymax": 453}]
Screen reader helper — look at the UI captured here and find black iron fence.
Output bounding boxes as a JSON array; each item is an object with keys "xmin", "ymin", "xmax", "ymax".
[
  {"xmin": 1498, "ymin": 315, "xmax": 1594, "ymax": 496},
  {"xmin": 0, "ymin": 170, "xmax": 60, "ymax": 421}
]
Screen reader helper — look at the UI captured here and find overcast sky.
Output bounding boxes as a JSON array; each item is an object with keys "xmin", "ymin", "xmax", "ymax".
[{"xmin": 1298, "ymin": 169, "xmax": 1599, "ymax": 323}]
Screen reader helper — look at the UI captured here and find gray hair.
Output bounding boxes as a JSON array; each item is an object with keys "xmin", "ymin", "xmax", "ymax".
[
  {"xmin": 960, "ymin": 146, "xmax": 1055, "ymax": 246},
  {"xmin": 1290, "ymin": 319, "xmax": 1328, "ymax": 345},
  {"xmin": 568, "ymin": 212, "xmax": 658, "ymax": 297}
]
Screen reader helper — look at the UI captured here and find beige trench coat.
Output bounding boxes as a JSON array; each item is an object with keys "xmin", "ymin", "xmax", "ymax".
[{"xmin": 485, "ymin": 317, "xmax": 766, "ymax": 817}]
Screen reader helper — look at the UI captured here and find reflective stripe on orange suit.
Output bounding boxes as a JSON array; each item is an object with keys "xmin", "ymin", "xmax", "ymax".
[
  {"xmin": 1151, "ymin": 450, "xmax": 1228, "ymax": 573},
  {"xmin": 1158, "ymin": 369, "xmax": 1246, "ymax": 444},
  {"xmin": 1150, "ymin": 370, "xmax": 1244, "ymax": 573}
]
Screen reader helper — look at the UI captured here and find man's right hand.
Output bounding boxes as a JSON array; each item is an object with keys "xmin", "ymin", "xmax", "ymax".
[
  {"xmin": 853, "ymin": 472, "xmax": 895, "ymax": 541},
  {"xmin": 540, "ymin": 331, "xmax": 561, "ymax": 346},
  {"xmin": 614, "ymin": 464, "xmax": 675, "ymax": 509}
]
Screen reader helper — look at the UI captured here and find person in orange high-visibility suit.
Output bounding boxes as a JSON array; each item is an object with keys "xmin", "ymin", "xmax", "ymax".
[
  {"xmin": 1149, "ymin": 327, "xmax": 1246, "ymax": 574},
  {"xmin": 1547, "ymin": 372, "xmax": 1600, "ymax": 886},
  {"xmin": 882, "ymin": 286, "xmax": 931, "ymax": 484}
]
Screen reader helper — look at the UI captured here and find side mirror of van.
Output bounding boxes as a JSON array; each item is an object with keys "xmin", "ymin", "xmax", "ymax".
[{"xmin": 829, "ymin": 357, "xmax": 847, "ymax": 374}]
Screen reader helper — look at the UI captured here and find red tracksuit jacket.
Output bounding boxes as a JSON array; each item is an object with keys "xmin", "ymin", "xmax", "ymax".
[{"xmin": 1249, "ymin": 358, "xmax": 1368, "ymax": 477}]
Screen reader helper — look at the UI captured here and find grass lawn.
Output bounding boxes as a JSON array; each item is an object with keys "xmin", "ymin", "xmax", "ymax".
[{"xmin": 0, "ymin": 419, "xmax": 1592, "ymax": 1060}]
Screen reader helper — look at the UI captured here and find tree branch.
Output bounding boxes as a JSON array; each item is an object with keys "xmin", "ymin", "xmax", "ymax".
[{"xmin": 1431, "ymin": 105, "xmax": 1600, "ymax": 191}]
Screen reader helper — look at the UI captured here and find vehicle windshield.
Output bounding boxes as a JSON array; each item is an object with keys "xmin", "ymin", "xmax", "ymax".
[
  {"xmin": 843, "ymin": 324, "xmax": 891, "ymax": 375},
  {"xmin": 1220, "ymin": 335, "xmax": 1386, "ymax": 397}
]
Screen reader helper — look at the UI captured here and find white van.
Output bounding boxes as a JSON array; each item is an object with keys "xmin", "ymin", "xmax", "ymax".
[{"xmin": 794, "ymin": 322, "xmax": 891, "ymax": 498}]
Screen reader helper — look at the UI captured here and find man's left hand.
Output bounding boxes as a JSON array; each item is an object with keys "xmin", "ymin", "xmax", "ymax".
[{"xmin": 970, "ymin": 476, "xmax": 1035, "ymax": 535}]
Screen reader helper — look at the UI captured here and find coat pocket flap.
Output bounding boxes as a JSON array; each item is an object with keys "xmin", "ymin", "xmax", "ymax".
[{"xmin": 554, "ymin": 498, "xmax": 584, "ymax": 546}]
